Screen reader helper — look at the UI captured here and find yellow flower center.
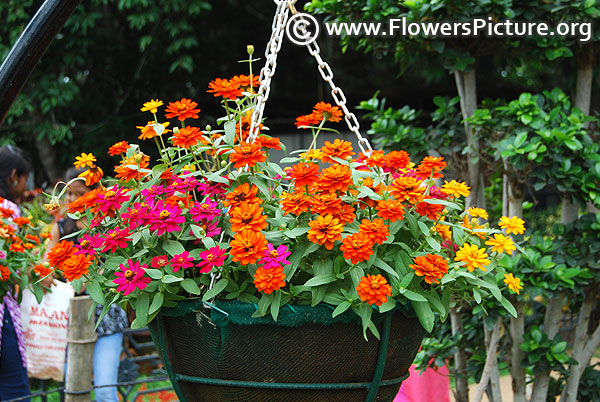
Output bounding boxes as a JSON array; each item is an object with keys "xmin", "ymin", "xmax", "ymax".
[
  {"xmin": 105, "ymin": 190, "xmax": 116, "ymax": 198},
  {"xmin": 206, "ymin": 253, "xmax": 214, "ymax": 261},
  {"xmin": 124, "ymin": 270, "xmax": 134, "ymax": 280},
  {"xmin": 160, "ymin": 210, "xmax": 171, "ymax": 219},
  {"xmin": 80, "ymin": 240, "xmax": 89, "ymax": 247},
  {"xmin": 270, "ymin": 250, "xmax": 279, "ymax": 258},
  {"xmin": 110, "ymin": 231, "xmax": 118, "ymax": 238}
]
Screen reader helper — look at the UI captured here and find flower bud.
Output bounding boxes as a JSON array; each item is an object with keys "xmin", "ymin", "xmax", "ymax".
[
  {"xmin": 205, "ymin": 125, "xmax": 212, "ymax": 132},
  {"xmin": 173, "ymin": 127, "xmax": 180, "ymax": 134},
  {"xmin": 44, "ymin": 199, "xmax": 60, "ymax": 211},
  {"xmin": 220, "ymin": 160, "xmax": 228, "ymax": 167},
  {"xmin": 430, "ymin": 226, "xmax": 437, "ymax": 235},
  {"xmin": 133, "ymin": 153, "xmax": 143, "ymax": 163},
  {"xmin": 247, "ymin": 45, "xmax": 254, "ymax": 55}
]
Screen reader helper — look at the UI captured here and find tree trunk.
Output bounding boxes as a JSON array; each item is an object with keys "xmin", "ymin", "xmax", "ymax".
[
  {"xmin": 560, "ymin": 284, "xmax": 600, "ymax": 402},
  {"xmin": 36, "ymin": 135, "xmax": 61, "ymax": 184},
  {"xmin": 454, "ymin": 69, "xmax": 484, "ymax": 209},
  {"xmin": 509, "ymin": 300, "xmax": 526, "ymax": 402},
  {"xmin": 530, "ymin": 293, "xmax": 564, "ymax": 402},
  {"xmin": 450, "ymin": 302, "xmax": 469, "ymax": 402},
  {"xmin": 575, "ymin": 43, "xmax": 594, "ymax": 116},
  {"xmin": 474, "ymin": 318, "xmax": 502, "ymax": 402}
]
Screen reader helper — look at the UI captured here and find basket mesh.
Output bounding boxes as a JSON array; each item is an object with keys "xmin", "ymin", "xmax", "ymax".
[{"xmin": 149, "ymin": 300, "xmax": 424, "ymax": 402}]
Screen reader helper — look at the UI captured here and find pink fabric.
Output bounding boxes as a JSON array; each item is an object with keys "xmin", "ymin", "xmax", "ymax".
[
  {"xmin": 394, "ymin": 365, "xmax": 450, "ymax": 402},
  {"xmin": 0, "ymin": 198, "xmax": 27, "ymax": 367}
]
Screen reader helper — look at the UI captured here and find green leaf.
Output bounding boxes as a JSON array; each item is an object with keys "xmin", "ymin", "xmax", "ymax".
[
  {"xmin": 181, "ymin": 278, "xmax": 201, "ymax": 295},
  {"xmin": 133, "ymin": 293, "xmax": 149, "ymax": 329},
  {"xmin": 304, "ymin": 274, "xmax": 337, "ymax": 287},
  {"xmin": 402, "ymin": 289, "xmax": 427, "ymax": 302},
  {"xmin": 411, "ymin": 300, "xmax": 434, "ymax": 333},
  {"xmin": 162, "ymin": 240, "xmax": 185, "ymax": 257},
  {"xmin": 144, "ymin": 268, "xmax": 163, "ymax": 280},
  {"xmin": 373, "ymin": 258, "xmax": 400, "ymax": 279},
  {"xmin": 202, "ymin": 278, "xmax": 229, "ymax": 301},
  {"xmin": 332, "ymin": 300, "xmax": 351, "ymax": 317},
  {"xmin": 270, "ymin": 291, "xmax": 282, "ymax": 321},
  {"xmin": 378, "ymin": 298, "xmax": 396, "ymax": 313},
  {"xmin": 149, "ymin": 293, "xmax": 164, "ymax": 315},
  {"xmin": 500, "ymin": 296, "xmax": 518, "ymax": 318},
  {"xmin": 86, "ymin": 279, "xmax": 105, "ymax": 305},
  {"xmin": 162, "ymin": 274, "xmax": 183, "ymax": 284},
  {"xmin": 426, "ymin": 237, "xmax": 441, "ymax": 252},
  {"xmin": 358, "ymin": 303, "xmax": 373, "ymax": 340},
  {"xmin": 224, "ymin": 119, "xmax": 236, "ymax": 145},
  {"xmin": 473, "ymin": 287, "xmax": 482, "ymax": 304}
]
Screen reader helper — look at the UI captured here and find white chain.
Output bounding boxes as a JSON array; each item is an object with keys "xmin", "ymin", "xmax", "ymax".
[{"xmin": 249, "ymin": 1, "xmax": 373, "ymax": 158}]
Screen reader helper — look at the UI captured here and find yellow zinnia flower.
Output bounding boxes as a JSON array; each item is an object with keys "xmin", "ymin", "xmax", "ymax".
[
  {"xmin": 74, "ymin": 152, "xmax": 96, "ymax": 169},
  {"xmin": 455, "ymin": 243, "xmax": 491, "ymax": 272},
  {"xmin": 140, "ymin": 99, "xmax": 164, "ymax": 114},
  {"xmin": 485, "ymin": 233, "xmax": 516, "ymax": 255},
  {"xmin": 499, "ymin": 216, "xmax": 526, "ymax": 235},
  {"xmin": 504, "ymin": 273, "xmax": 523, "ymax": 294},
  {"xmin": 467, "ymin": 207, "xmax": 489, "ymax": 220},
  {"xmin": 442, "ymin": 180, "xmax": 470, "ymax": 198}
]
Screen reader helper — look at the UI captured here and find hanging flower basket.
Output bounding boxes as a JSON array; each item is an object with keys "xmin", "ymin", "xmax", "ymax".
[{"xmin": 148, "ymin": 299, "xmax": 424, "ymax": 402}]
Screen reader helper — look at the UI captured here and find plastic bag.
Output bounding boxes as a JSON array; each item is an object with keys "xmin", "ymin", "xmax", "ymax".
[{"xmin": 20, "ymin": 281, "xmax": 74, "ymax": 381}]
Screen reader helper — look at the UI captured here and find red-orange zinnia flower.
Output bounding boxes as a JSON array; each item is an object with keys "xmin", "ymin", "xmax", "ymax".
[
  {"xmin": 376, "ymin": 200, "xmax": 406, "ymax": 222},
  {"xmin": 313, "ymin": 101, "xmax": 343, "ymax": 122},
  {"xmin": 114, "ymin": 155, "xmax": 150, "ymax": 182},
  {"xmin": 78, "ymin": 166, "xmax": 104, "ymax": 187},
  {"xmin": 410, "ymin": 254, "xmax": 449, "ymax": 284},
  {"xmin": 165, "ymin": 98, "xmax": 200, "ymax": 121},
  {"xmin": 223, "ymin": 183, "xmax": 262, "ymax": 209},
  {"xmin": 295, "ymin": 113, "xmax": 321, "ymax": 129},
  {"xmin": 289, "ymin": 162, "xmax": 320, "ymax": 189},
  {"xmin": 280, "ymin": 191, "xmax": 312, "ymax": 215},
  {"xmin": 108, "ymin": 141, "xmax": 130, "ymax": 156},
  {"xmin": 207, "ymin": 78, "xmax": 243, "ymax": 100},
  {"xmin": 356, "ymin": 274, "xmax": 392, "ymax": 306},
  {"xmin": 416, "ymin": 156, "xmax": 446, "ymax": 180},
  {"xmin": 254, "ymin": 266, "xmax": 286, "ymax": 294},
  {"xmin": 359, "ymin": 218, "xmax": 390, "ymax": 245},
  {"xmin": 47, "ymin": 240, "xmax": 77, "ymax": 270},
  {"xmin": 307, "ymin": 214, "xmax": 344, "ymax": 250},
  {"xmin": 317, "ymin": 164, "xmax": 353, "ymax": 193},
  {"xmin": 172, "ymin": 126, "xmax": 204, "ymax": 149},
  {"xmin": 321, "ymin": 139, "xmax": 355, "ymax": 164},
  {"xmin": 62, "ymin": 254, "xmax": 94, "ymax": 282},
  {"xmin": 229, "ymin": 202, "xmax": 268, "ymax": 233},
  {"xmin": 383, "ymin": 150, "xmax": 411, "ymax": 171},
  {"xmin": 229, "ymin": 229, "xmax": 268, "ymax": 266},
  {"xmin": 415, "ymin": 199, "xmax": 444, "ymax": 221},
  {"xmin": 0, "ymin": 265, "xmax": 10, "ymax": 281},
  {"xmin": 229, "ymin": 142, "xmax": 266, "ymax": 169},
  {"xmin": 340, "ymin": 232, "xmax": 374, "ymax": 264}
]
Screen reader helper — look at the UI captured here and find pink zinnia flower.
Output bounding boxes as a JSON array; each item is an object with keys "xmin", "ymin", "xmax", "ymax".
[
  {"xmin": 170, "ymin": 175, "xmax": 201, "ymax": 194},
  {"xmin": 96, "ymin": 186, "xmax": 130, "ymax": 215},
  {"xmin": 197, "ymin": 247, "xmax": 227, "ymax": 273},
  {"xmin": 121, "ymin": 203, "xmax": 150, "ymax": 229},
  {"xmin": 171, "ymin": 251, "xmax": 195, "ymax": 272},
  {"xmin": 151, "ymin": 255, "xmax": 170, "ymax": 269},
  {"xmin": 259, "ymin": 244, "xmax": 291, "ymax": 269},
  {"xmin": 148, "ymin": 201, "xmax": 186, "ymax": 236},
  {"xmin": 442, "ymin": 240, "xmax": 460, "ymax": 252},
  {"xmin": 429, "ymin": 186, "xmax": 449, "ymax": 200},
  {"xmin": 101, "ymin": 227, "xmax": 132, "ymax": 253},
  {"xmin": 197, "ymin": 219, "xmax": 221, "ymax": 238},
  {"xmin": 113, "ymin": 260, "xmax": 151, "ymax": 296},
  {"xmin": 140, "ymin": 185, "xmax": 166, "ymax": 199},
  {"xmin": 197, "ymin": 178, "xmax": 228, "ymax": 197},
  {"xmin": 0, "ymin": 251, "xmax": 6, "ymax": 259},
  {"xmin": 189, "ymin": 199, "xmax": 221, "ymax": 223},
  {"xmin": 75, "ymin": 234, "xmax": 102, "ymax": 256}
]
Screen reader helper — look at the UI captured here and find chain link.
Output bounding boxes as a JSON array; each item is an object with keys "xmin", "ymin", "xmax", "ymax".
[{"xmin": 249, "ymin": 0, "xmax": 374, "ymax": 158}]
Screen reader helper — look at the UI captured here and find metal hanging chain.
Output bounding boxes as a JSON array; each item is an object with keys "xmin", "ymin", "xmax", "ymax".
[{"xmin": 249, "ymin": 1, "xmax": 374, "ymax": 158}]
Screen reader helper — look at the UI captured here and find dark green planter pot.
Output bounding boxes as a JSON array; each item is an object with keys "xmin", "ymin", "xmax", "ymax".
[{"xmin": 148, "ymin": 300, "xmax": 424, "ymax": 402}]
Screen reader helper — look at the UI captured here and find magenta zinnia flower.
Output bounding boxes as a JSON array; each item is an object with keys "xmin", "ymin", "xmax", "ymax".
[
  {"xmin": 194, "ymin": 219, "xmax": 221, "ymax": 238},
  {"xmin": 148, "ymin": 201, "xmax": 186, "ymax": 236},
  {"xmin": 121, "ymin": 203, "xmax": 150, "ymax": 230},
  {"xmin": 197, "ymin": 247, "xmax": 227, "ymax": 273},
  {"xmin": 96, "ymin": 186, "xmax": 130, "ymax": 215},
  {"xmin": 151, "ymin": 255, "xmax": 170, "ymax": 269},
  {"xmin": 429, "ymin": 186, "xmax": 449, "ymax": 200},
  {"xmin": 101, "ymin": 227, "xmax": 132, "ymax": 253},
  {"xmin": 259, "ymin": 244, "xmax": 291, "ymax": 269},
  {"xmin": 113, "ymin": 260, "xmax": 151, "ymax": 295},
  {"xmin": 189, "ymin": 199, "xmax": 221, "ymax": 222},
  {"xmin": 197, "ymin": 178, "xmax": 228, "ymax": 197},
  {"xmin": 171, "ymin": 251, "xmax": 195, "ymax": 272},
  {"xmin": 140, "ymin": 185, "xmax": 166, "ymax": 199},
  {"xmin": 75, "ymin": 234, "xmax": 102, "ymax": 256}
]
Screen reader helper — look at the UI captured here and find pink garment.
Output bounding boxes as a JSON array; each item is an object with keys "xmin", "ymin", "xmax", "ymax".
[
  {"xmin": 0, "ymin": 198, "xmax": 27, "ymax": 367},
  {"xmin": 394, "ymin": 365, "xmax": 450, "ymax": 402}
]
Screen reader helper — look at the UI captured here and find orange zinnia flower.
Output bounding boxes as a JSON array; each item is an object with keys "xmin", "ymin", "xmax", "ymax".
[
  {"xmin": 231, "ymin": 74, "xmax": 260, "ymax": 90},
  {"xmin": 410, "ymin": 254, "xmax": 449, "ymax": 284},
  {"xmin": 62, "ymin": 254, "xmax": 94, "ymax": 282},
  {"xmin": 68, "ymin": 188, "xmax": 102, "ymax": 214},
  {"xmin": 108, "ymin": 141, "xmax": 130, "ymax": 156},
  {"xmin": 311, "ymin": 192, "xmax": 343, "ymax": 216},
  {"xmin": 388, "ymin": 176, "xmax": 424, "ymax": 204},
  {"xmin": 364, "ymin": 150, "xmax": 386, "ymax": 168},
  {"xmin": 11, "ymin": 217, "xmax": 31, "ymax": 226},
  {"xmin": 332, "ymin": 203, "xmax": 356, "ymax": 225},
  {"xmin": 307, "ymin": 214, "xmax": 344, "ymax": 250},
  {"xmin": 340, "ymin": 232, "xmax": 374, "ymax": 264},
  {"xmin": 0, "ymin": 265, "xmax": 10, "ymax": 282},
  {"xmin": 295, "ymin": 113, "xmax": 321, "ymax": 129},
  {"xmin": 376, "ymin": 199, "xmax": 406, "ymax": 222},
  {"xmin": 207, "ymin": 78, "xmax": 243, "ymax": 100},
  {"xmin": 254, "ymin": 266, "xmax": 286, "ymax": 294},
  {"xmin": 359, "ymin": 218, "xmax": 389, "ymax": 245},
  {"xmin": 383, "ymin": 150, "xmax": 411, "ymax": 171},
  {"xmin": 78, "ymin": 166, "xmax": 104, "ymax": 186},
  {"xmin": 0, "ymin": 207, "xmax": 14, "ymax": 219},
  {"xmin": 455, "ymin": 243, "xmax": 491, "ymax": 272},
  {"xmin": 9, "ymin": 242, "xmax": 26, "ymax": 253},
  {"xmin": 415, "ymin": 199, "xmax": 444, "ymax": 221},
  {"xmin": 74, "ymin": 153, "xmax": 97, "ymax": 169},
  {"xmin": 25, "ymin": 234, "xmax": 40, "ymax": 244},
  {"xmin": 461, "ymin": 216, "xmax": 486, "ymax": 240},
  {"xmin": 229, "ymin": 229, "xmax": 268, "ymax": 265},
  {"xmin": 280, "ymin": 191, "xmax": 312, "ymax": 215},
  {"xmin": 229, "ymin": 142, "xmax": 266, "ymax": 169},
  {"xmin": 165, "ymin": 98, "xmax": 200, "ymax": 121},
  {"xmin": 435, "ymin": 222, "xmax": 452, "ymax": 241},
  {"xmin": 321, "ymin": 139, "xmax": 355, "ymax": 164},
  {"xmin": 498, "ymin": 216, "xmax": 526, "ymax": 235},
  {"xmin": 312, "ymin": 101, "xmax": 342, "ymax": 122},
  {"xmin": 34, "ymin": 264, "xmax": 53, "ymax": 278},
  {"xmin": 223, "ymin": 183, "xmax": 262, "ymax": 208},
  {"xmin": 415, "ymin": 156, "xmax": 446, "ymax": 180},
  {"xmin": 289, "ymin": 162, "xmax": 320, "ymax": 189},
  {"xmin": 47, "ymin": 240, "xmax": 77, "ymax": 270},
  {"xmin": 114, "ymin": 155, "xmax": 150, "ymax": 182},
  {"xmin": 137, "ymin": 121, "xmax": 171, "ymax": 140},
  {"xmin": 229, "ymin": 202, "xmax": 268, "ymax": 232},
  {"xmin": 172, "ymin": 126, "xmax": 204, "ymax": 149},
  {"xmin": 317, "ymin": 164, "xmax": 353, "ymax": 193},
  {"xmin": 356, "ymin": 274, "xmax": 392, "ymax": 306},
  {"xmin": 258, "ymin": 135, "xmax": 282, "ymax": 150}
]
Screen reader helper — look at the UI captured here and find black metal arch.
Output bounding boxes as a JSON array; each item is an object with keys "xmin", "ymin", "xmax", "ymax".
[{"xmin": 0, "ymin": 0, "xmax": 83, "ymax": 126}]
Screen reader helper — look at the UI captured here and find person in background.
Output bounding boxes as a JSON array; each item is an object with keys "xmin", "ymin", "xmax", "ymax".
[
  {"xmin": 0, "ymin": 145, "xmax": 33, "ymax": 402},
  {"xmin": 46, "ymin": 167, "xmax": 128, "ymax": 402}
]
